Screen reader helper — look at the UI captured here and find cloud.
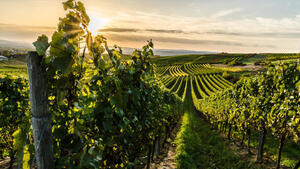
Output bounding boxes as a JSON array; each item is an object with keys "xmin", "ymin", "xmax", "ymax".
[
  {"xmin": 2, "ymin": 12, "xmax": 300, "ymax": 52},
  {"xmin": 0, "ymin": 39, "xmax": 33, "ymax": 49},
  {"xmin": 0, "ymin": 23, "xmax": 55, "ymax": 42},
  {"xmin": 99, "ymin": 28, "xmax": 139, "ymax": 33},
  {"xmin": 105, "ymin": 33, "xmax": 275, "ymax": 48},
  {"xmin": 211, "ymin": 8, "xmax": 243, "ymax": 18},
  {"xmin": 145, "ymin": 29, "xmax": 184, "ymax": 34},
  {"xmin": 0, "ymin": 23, "xmax": 55, "ymax": 31},
  {"xmin": 206, "ymin": 30, "xmax": 300, "ymax": 39},
  {"xmin": 99, "ymin": 28, "xmax": 184, "ymax": 34},
  {"xmin": 99, "ymin": 26, "xmax": 300, "ymax": 39}
]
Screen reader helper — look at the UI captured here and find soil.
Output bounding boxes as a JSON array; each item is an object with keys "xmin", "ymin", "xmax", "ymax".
[
  {"xmin": 0, "ymin": 157, "xmax": 16, "ymax": 169},
  {"xmin": 149, "ymin": 139, "xmax": 176, "ymax": 169},
  {"xmin": 148, "ymin": 123, "xmax": 181, "ymax": 169}
]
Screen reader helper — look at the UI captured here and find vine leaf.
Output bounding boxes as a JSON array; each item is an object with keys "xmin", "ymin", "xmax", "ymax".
[
  {"xmin": 33, "ymin": 34, "xmax": 50, "ymax": 56},
  {"xmin": 49, "ymin": 31, "xmax": 75, "ymax": 74},
  {"xmin": 62, "ymin": 0, "xmax": 75, "ymax": 10}
]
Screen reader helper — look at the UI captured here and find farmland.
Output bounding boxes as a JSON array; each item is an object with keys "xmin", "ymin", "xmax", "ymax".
[
  {"xmin": 0, "ymin": 0, "xmax": 300, "ymax": 169},
  {"xmin": 155, "ymin": 60, "xmax": 299, "ymax": 169},
  {"xmin": 157, "ymin": 64, "xmax": 232, "ymax": 101},
  {"xmin": 151, "ymin": 53, "xmax": 300, "ymax": 66},
  {"xmin": 0, "ymin": 47, "xmax": 299, "ymax": 169}
]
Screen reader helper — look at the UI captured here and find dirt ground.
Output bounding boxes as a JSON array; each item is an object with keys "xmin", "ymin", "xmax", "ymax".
[
  {"xmin": 148, "ymin": 123, "xmax": 181, "ymax": 169},
  {"xmin": 149, "ymin": 140, "xmax": 176, "ymax": 169},
  {"xmin": 0, "ymin": 158, "xmax": 15, "ymax": 169}
]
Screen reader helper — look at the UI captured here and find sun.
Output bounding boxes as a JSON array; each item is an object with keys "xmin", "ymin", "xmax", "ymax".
[{"xmin": 87, "ymin": 11, "xmax": 109, "ymax": 35}]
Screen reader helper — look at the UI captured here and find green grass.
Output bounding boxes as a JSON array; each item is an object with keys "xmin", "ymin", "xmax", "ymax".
[
  {"xmin": 240, "ymin": 54, "xmax": 266, "ymax": 65},
  {"xmin": 264, "ymin": 53, "xmax": 300, "ymax": 61},
  {"xmin": 0, "ymin": 60, "xmax": 27, "ymax": 77},
  {"xmin": 175, "ymin": 110, "xmax": 259, "ymax": 169},
  {"xmin": 232, "ymin": 129, "xmax": 300, "ymax": 168},
  {"xmin": 151, "ymin": 53, "xmax": 300, "ymax": 66},
  {"xmin": 270, "ymin": 58, "xmax": 300, "ymax": 64},
  {"xmin": 151, "ymin": 53, "xmax": 249, "ymax": 66}
]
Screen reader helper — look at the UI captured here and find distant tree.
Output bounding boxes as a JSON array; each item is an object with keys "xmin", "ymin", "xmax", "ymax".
[{"xmin": 2, "ymin": 50, "xmax": 11, "ymax": 57}]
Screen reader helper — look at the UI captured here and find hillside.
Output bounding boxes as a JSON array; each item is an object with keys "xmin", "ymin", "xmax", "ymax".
[{"xmin": 151, "ymin": 53, "xmax": 300, "ymax": 66}]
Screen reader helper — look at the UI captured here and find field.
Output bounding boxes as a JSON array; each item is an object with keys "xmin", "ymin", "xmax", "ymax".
[
  {"xmin": 154, "ymin": 59, "xmax": 300, "ymax": 169},
  {"xmin": 0, "ymin": 1, "xmax": 300, "ymax": 169},
  {"xmin": 3, "ymin": 53, "xmax": 299, "ymax": 169},
  {"xmin": 157, "ymin": 64, "xmax": 232, "ymax": 101},
  {"xmin": 151, "ymin": 53, "xmax": 300, "ymax": 66},
  {"xmin": 0, "ymin": 57, "xmax": 27, "ymax": 76}
]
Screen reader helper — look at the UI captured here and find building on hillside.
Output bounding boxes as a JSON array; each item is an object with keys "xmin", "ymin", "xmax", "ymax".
[{"xmin": 0, "ymin": 55, "xmax": 8, "ymax": 61}]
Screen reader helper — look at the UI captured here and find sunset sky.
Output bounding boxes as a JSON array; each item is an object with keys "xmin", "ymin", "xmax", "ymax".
[{"xmin": 1, "ymin": 0, "xmax": 300, "ymax": 53}]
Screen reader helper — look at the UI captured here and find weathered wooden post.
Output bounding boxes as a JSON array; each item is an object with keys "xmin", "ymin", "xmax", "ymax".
[{"xmin": 27, "ymin": 51, "xmax": 54, "ymax": 169}]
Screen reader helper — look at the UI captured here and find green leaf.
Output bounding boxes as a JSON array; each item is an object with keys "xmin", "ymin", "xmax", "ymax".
[
  {"xmin": 62, "ymin": 0, "xmax": 74, "ymax": 10},
  {"xmin": 49, "ymin": 31, "xmax": 75, "ymax": 74},
  {"xmin": 53, "ymin": 54, "xmax": 74, "ymax": 74},
  {"xmin": 33, "ymin": 34, "xmax": 49, "ymax": 56},
  {"xmin": 103, "ymin": 120, "xmax": 113, "ymax": 131}
]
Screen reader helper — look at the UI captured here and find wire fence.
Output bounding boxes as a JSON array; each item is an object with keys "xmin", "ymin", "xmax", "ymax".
[{"xmin": 17, "ymin": 122, "xmax": 47, "ymax": 169}]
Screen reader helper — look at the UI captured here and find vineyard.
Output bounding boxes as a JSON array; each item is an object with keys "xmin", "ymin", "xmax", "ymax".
[
  {"xmin": 151, "ymin": 53, "xmax": 300, "ymax": 66},
  {"xmin": 194, "ymin": 62, "xmax": 300, "ymax": 169},
  {"xmin": 156, "ymin": 62, "xmax": 299, "ymax": 169},
  {"xmin": 157, "ymin": 64, "xmax": 232, "ymax": 101},
  {"xmin": 0, "ymin": 0, "xmax": 300, "ymax": 169},
  {"xmin": 1, "ymin": 1, "xmax": 184, "ymax": 168}
]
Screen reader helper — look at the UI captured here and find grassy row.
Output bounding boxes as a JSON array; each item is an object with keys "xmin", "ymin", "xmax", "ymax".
[
  {"xmin": 205, "ymin": 74, "xmax": 223, "ymax": 91},
  {"xmin": 194, "ymin": 76, "xmax": 209, "ymax": 97},
  {"xmin": 151, "ymin": 53, "xmax": 300, "ymax": 66},
  {"xmin": 174, "ymin": 77, "xmax": 184, "ymax": 94},
  {"xmin": 190, "ymin": 77, "xmax": 202, "ymax": 99},
  {"xmin": 162, "ymin": 74, "xmax": 232, "ymax": 101},
  {"xmin": 151, "ymin": 53, "xmax": 253, "ymax": 66},
  {"xmin": 160, "ymin": 64, "xmax": 233, "ymax": 101},
  {"xmin": 168, "ymin": 77, "xmax": 181, "ymax": 92},
  {"xmin": 201, "ymin": 75, "xmax": 218, "ymax": 93},
  {"xmin": 180, "ymin": 77, "xmax": 189, "ymax": 101},
  {"xmin": 0, "ymin": 62, "xmax": 27, "ymax": 77},
  {"xmin": 175, "ymin": 111, "xmax": 259, "ymax": 169},
  {"xmin": 156, "ymin": 66, "xmax": 169, "ymax": 76},
  {"xmin": 183, "ymin": 64, "xmax": 221, "ymax": 75},
  {"xmin": 209, "ymin": 74, "xmax": 226, "ymax": 89},
  {"xmin": 164, "ymin": 77, "xmax": 176, "ymax": 87},
  {"xmin": 197, "ymin": 76, "xmax": 214, "ymax": 96},
  {"xmin": 215, "ymin": 74, "xmax": 232, "ymax": 87},
  {"xmin": 175, "ymin": 66, "xmax": 188, "ymax": 76}
]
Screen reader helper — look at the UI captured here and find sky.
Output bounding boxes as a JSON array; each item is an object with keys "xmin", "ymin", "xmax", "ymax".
[{"xmin": 1, "ymin": 0, "xmax": 300, "ymax": 53}]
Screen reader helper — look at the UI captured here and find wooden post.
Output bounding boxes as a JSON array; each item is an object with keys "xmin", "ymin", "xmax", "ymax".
[
  {"xmin": 276, "ymin": 133, "xmax": 286, "ymax": 169},
  {"xmin": 155, "ymin": 136, "xmax": 160, "ymax": 157},
  {"xmin": 256, "ymin": 126, "xmax": 266, "ymax": 163},
  {"xmin": 146, "ymin": 144, "xmax": 152, "ymax": 169},
  {"xmin": 27, "ymin": 51, "xmax": 54, "ymax": 169},
  {"xmin": 247, "ymin": 128, "xmax": 251, "ymax": 154}
]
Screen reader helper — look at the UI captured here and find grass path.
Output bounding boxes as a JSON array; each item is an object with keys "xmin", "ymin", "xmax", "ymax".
[{"xmin": 174, "ymin": 110, "xmax": 260, "ymax": 169}]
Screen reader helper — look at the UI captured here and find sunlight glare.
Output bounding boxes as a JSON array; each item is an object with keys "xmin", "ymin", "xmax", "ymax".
[{"xmin": 87, "ymin": 11, "xmax": 109, "ymax": 35}]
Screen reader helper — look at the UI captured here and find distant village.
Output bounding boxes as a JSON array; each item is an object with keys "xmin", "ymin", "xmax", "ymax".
[{"xmin": 0, "ymin": 48, "xmax": 28, "ymax": 61}]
